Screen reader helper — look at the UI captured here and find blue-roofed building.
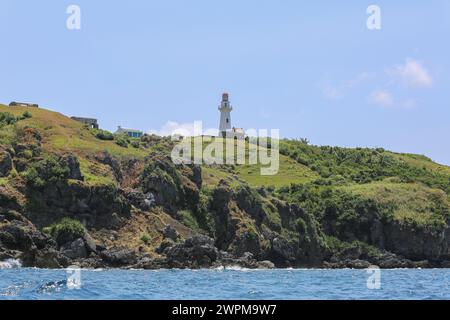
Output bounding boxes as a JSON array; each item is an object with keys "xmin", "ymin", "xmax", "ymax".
[{"xmin": 115, "ymin": 126, "xmax": 143, "ymax": 138}]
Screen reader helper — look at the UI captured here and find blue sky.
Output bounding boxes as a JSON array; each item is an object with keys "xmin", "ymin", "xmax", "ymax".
[{"xmin": 1, "ymin": 1, "xmax": 449, "ymax": 164}]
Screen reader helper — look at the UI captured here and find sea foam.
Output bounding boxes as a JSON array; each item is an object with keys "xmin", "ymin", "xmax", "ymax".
[{"xmin": 0, "ymin": 259, "xmax": 22, "ymax": 269}]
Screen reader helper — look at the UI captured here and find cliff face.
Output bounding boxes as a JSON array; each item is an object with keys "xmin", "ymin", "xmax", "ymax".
[{"xmin": 1, "ymin": 104, "xmax": 450, "ymax": 269}]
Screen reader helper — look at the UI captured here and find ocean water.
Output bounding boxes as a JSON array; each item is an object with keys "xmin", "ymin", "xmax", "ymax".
[{"xmin": 1, "ymin": 265, "xmax": 450, "ymax": 300}]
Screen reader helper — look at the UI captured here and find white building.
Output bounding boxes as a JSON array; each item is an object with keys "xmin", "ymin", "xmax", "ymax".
[{"xmin": 218, "ymin": 92, "xmax": 245, "ymax": 139}]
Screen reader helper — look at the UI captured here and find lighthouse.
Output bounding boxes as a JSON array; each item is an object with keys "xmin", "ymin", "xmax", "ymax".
[{"xmin": 218, "ymin": 92, "xmax": 232, "ymax": 136}]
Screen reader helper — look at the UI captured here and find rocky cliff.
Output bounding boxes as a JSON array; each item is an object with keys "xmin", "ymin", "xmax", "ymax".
[{"xmin": 1, "ymin": 105, "xmax": 450, "ymax": 269}]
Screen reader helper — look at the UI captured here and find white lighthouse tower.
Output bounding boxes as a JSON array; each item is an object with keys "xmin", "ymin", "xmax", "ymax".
[{"xmin": 219, "ymin": 92, "xmax": 232, "ymax": 137}]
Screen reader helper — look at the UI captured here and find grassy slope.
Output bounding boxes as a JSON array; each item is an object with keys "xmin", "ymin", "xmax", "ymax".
[
  {"xmin": 4, "ymin": 104, "xmax": 449, "ymax": 185},
  {"xmin": 3, "ymin": 104, "xmax": 449, "ymax": 227},
  {"xmin": 1, "ymin": 104, "xmax": 149, "ymax": 185},
  {"xmin": 341, "ymin": 179, "xmax": 449, "ymax": 228},
  {"xmin": 0, "ymin": 104, "xmax": 147, "ymax": 158}
]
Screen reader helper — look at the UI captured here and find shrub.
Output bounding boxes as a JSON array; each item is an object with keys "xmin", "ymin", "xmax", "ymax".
[
  {"xmin": 130, "ymin": 140, "xmax": 140, "ymax": 148},
  {"xmin": 47, "ymin": 218, "xmax": 86, "ymax": 246},
  {"xmin": 115, "ymin": 134, "xmax": 129, "ymax": 147},
  {"xmin": 140, "ymin": 233, "xmax": 151, "ymax": 245},
  {"xmin": 178, "ymin": 210, "xmax": 201, "ymax": 232},
  {"xmin": 22, "ymin": 155, "xmax": 70, "ymax": 188},
  {"xmin": 0, "ymin": 112, "xmax": 18, "ymax": 126},
  {"xmin": 21, "ymin": 111, "xmax": 32, "ymax": 119},
  {"xmin": 92, "ymin": 128, "xmax": 114, "ymax": 141}
]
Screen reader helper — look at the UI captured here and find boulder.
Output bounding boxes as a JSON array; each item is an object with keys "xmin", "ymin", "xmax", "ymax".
[
  {"xmin": 123, "ymin": 189, "xmax": 155, "ymax": 211},
  {"xmin": 162, "ymin": 225, "xmax": 179, "ymax": 241},
  {"xmin": 0, "ymin": 221, "xmax": 36, "ymax": 251},
  {"xmin": 229, "ymin": 230, "xmax": 261, "ymax": 258},
  {"xmin": 165, "ymin": 235, "xmax": 219, "ymax": 268},
  {"xmin": 83, "ymin": 232, "xmax": 97, "ymax": 253},
  {"xmin": 25, "ymin": 248, "xmax": 69, "ymax": 269},
  {"xmin": 269, "ymin": 236, "xmax": 296, "ymax": 266},
  {"xmin": 156, "ymin": 239, "xmax": 175, "ymax": 254},
  {"xmin": 100, "ymin": 248, "xmax": 137, "ymax": 266},
  {"xmin": 60, "ymin": 238, "xmax": 87, "ymax": 259},
  {"xmin": 0, "ymin": 150, "xmax": 12, "ymax": 177},
  {"xmin": 257, "ymin": 260, "xmax": 275, "ymax": 269}
]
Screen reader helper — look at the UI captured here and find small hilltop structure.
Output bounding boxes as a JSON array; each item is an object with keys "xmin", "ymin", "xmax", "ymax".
[
  {"xmin": 115, "ymin": 126, "xmax": 143, "ymax": 138},
  {"xmin": 218, "ymin": 92, "xmax": 245, "ymax": 139},
  {"xmin": 9, "ymin": 101, "xmax": 39, "ymax": 108},
  {"xmin": 71, "ymin": 117, "xmax": 99, "ymax": 129}
]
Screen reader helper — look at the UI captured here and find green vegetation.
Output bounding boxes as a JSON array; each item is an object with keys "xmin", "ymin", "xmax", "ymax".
[
  {"xmin": 140, "ymin": 233, "xmax": 151, "ymax": 245},
  {"xmin": 22, "ymin": 155, "xmax": 70, "ymax": 188},
  {"xmin": 178, "ymin": 210, "xmax": 202, "ymax": 233},
  {"xmin": 0, "ymin": 112, "xmax": 19, "ymax": 126},
  {"xmin": 325, "ymin": 236, "xmax": 383, "ymax": 260},
  {"xmin": 78, "ymin": 157, "xmax": 115, "ymax": 186},
  {"xmin": 0, "ymin": 111, "xmax": 32, "ymax": 127},
  {"xmin": 45, "ymin": 218, "xmax": 86, "ymax": 245},
  {"xmin": 279, "ymin": 139, "xmax": 450, "ymax": 193},
  {"xmin": 115, "ymin": 134, "xmax": 129, "ymax": 148},
  {"xmin": 22, "ymin": 111, "xmax": 32, "ymax": 119},
  {"xmin": 91, "ymin": 128, "xmax": 114, "ymax": 141}
]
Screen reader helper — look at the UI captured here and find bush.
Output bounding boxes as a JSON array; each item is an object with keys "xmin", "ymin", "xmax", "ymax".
[
  {"xmin": 178, "ymin": 210, "xmax": 201, "ymax": 232},
  {"xmin": 92, "ymin": 128, "xmax": 114, "ymax": 141},
  {"xmin": 115, "ymin": 134, "xmax": 129, "ymax": 147},
  {"xmin": 47, "ymin": 218, "xmax": 86, "ymax": 246},
  {"xmin": 140, "ymin": 233, "xmax": 151, "ymax": 245},
  {"xmin": 21, "ymin": 111, "xmax": 32, "ymax": 119},
  {"xmin": 130, "ymin": 140, "xmax": 140, "ymax": 148},
  {"xmin": 0, "ymin": 112, "xmax": 18, "ymax": 127},
  {"xmin": 0, "ymin": 111, "xmax": 31, "ymax": 127},
  {"xmin": 22, "ymin": 155, "xmax": 70, "ymax": 188}
]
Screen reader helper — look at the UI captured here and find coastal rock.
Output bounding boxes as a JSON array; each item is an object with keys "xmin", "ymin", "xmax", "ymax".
[
  {"xmin": 165, "ymin": 235, "xmax": 219, "ymax": 268},
  {"xmin": 0, "ymin": 219, "xmax": 69, "ymax": 268},
  {"xmin": 100, "ymin": 248, "xmax": 137, "ymax": 266},
  {"xmin": 383, "ymin": 220, "xmax": 450, "ymax": 261},
  {"xmin": 229, "ymin": 230, "xmax": 261, "ymax": 258},
  {"xmin": 61, "ymin": 155, "xmax": 84, "ymax": 181},
  {"xmin": 268, "ymin": 236, "xmax": 296, "ymax": 267},
  {"xmin": 23, "ymin": 247, "xmax": 69, "ymax": 269},
  {"xmin": 60, "ymin": 238, "xmax": 88, "ymax": 259},
  {"xmin": 123, "ymin": 188, "xmax": 155, "ymax": 211},
  {"xmin": 0, "ymin": 150, "xmax": 12, "ymax": 177},
  {"xmin": 0, "ymin": 220, "xmax": 38, "ymax": 251},
  {"xmin": 257, "ymin": 260, "xmax": 275, "ymax": 269},
  {"xmin": 156, "ymin": 239, "xmax": 175, "ymax": 254},
  {"xmin": 95, "ymin": 151, "xmax": 122, "ymax": 181},
  {"xmin": 162, "ymin": 225, "xmax": 179, "ymax": 241},
  {"xmin": 235, "ymin": 185, "xmax": 267, "ymax": 225}
]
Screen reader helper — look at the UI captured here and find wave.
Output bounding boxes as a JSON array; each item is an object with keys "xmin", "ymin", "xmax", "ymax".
[{"xmin": 0, "ymin": 259, "xmax": 22, "ymax": 269}]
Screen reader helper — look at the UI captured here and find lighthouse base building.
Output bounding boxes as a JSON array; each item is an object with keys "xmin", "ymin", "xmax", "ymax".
[{"xmin": 218, "ymin": 92, "xmax": 245, "ymax": 139}]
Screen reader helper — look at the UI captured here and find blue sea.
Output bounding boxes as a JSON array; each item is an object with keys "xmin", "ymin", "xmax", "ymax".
[{"xmin": 1, "ymin": 265, "xmax": 450, "ymax": 300}]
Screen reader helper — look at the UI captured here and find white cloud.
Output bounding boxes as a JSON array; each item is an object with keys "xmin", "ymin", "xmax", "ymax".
[
  {"xmin": 369, "ymin": 90, "xmax": 394, "ymax": 107},
  {"xmin": 148, "ymin": 121, "xmax": 219, "ymax": 137},
  {"xmin": 369, "ymin": 90, "xmax": 417, "ymax": 109},
  {"xmin": 148, "ymin": 121, "xmax": 196, "ymax": 137},
  {"xmin": 323, "ymin": 72, "xmax": 374, "ymax": 100},
  {"xmin": 388, "ymin": 58, "xmax": 433, "ymax": 87}
]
